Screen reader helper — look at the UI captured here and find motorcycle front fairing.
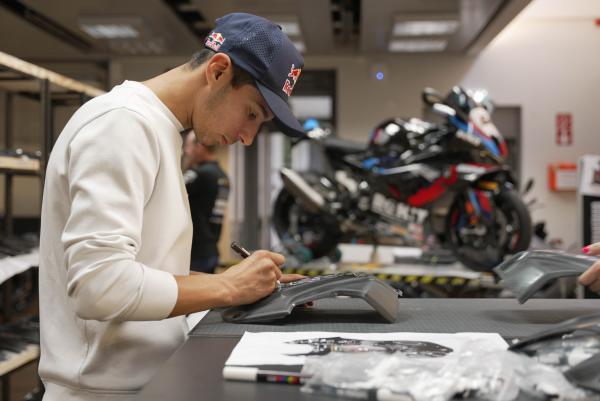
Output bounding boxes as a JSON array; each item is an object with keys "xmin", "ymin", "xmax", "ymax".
[{"xmin": 455, "ymin": 164, "xmax": 516, "ymax": 189}]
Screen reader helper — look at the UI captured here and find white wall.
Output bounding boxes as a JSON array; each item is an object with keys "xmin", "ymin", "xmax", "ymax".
[
  {"xmin": 461, "ymin": 7, "xmax": 600, "ymax": 248},
  {"xmin": 304, "ymin": 54, "xmax": 474, "ymax": 142}
]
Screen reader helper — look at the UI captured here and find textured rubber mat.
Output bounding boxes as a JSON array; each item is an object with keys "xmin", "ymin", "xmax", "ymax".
[{"xmin": 190, "ymin": 298, "xmax": 600, "ymax": 340}]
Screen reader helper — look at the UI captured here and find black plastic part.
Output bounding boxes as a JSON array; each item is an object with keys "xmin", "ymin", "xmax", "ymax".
[
  {"xmin": 221, "ymin": 273, "xmax": 400, "ymax": 323},
  {"xmin": 564, "ymin": 352, "xmax": 600, "ymax": 392},
  {"xmin": 509, "ymin": 312, "xmax": 600, "ymax": 350},
  {"xmin": 493, "ymin": 250, "xmax": 598, "ymax": 304},
  {"xmin": 510, "ymin": 312, "xmax": 600, "ymax": 393}
]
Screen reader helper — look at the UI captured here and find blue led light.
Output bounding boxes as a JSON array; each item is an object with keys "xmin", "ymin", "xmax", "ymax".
[{"xmin": 375, "ymin": 71, "xmax": 384, "ymax": 80}]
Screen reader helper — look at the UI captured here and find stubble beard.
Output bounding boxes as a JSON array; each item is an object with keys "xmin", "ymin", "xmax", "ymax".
[{"xmin": 198, "ymin": 84, "xmax": 231, "ymax": 146}]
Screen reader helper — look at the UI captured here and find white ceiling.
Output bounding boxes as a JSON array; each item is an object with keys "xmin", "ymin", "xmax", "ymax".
[
  {"xmin": 520, "ymin": 0, "xmax": 600, "ymax": 19},
  {"xmin": 0, "ymin": 0, "xmax": 540, "ymax": 61}
]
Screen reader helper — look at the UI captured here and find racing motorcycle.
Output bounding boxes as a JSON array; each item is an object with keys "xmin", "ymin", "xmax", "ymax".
[{"xmin": 272, "ymin": 87, "xmax": 532, "ymax": 271}]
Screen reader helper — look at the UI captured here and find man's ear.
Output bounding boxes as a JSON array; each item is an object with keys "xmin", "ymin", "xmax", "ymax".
[{"xmin": 205, "ymin": 53, "xmax": 233, "ymax": 87}]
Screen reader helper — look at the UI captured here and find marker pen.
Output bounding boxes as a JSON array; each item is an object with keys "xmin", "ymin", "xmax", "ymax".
[{"xmin": 230, "ymin": 241, "xmax": 281, "ymax": 288}]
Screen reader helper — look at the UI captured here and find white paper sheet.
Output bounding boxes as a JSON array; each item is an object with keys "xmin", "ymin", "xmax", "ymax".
[{"xmin": 225, "ymin": 331, "xmax": 508, "ymax": 367}]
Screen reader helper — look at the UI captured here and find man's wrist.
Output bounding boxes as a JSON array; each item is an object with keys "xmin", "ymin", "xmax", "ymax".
[{"xmin": 210, "ymin": 274, "xmax": 237, "ymax": 307}]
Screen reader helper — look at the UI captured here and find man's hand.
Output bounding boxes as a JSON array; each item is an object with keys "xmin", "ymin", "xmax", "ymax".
[
  {"xmin": 216, "ymin": 250, "xmax": 285, "ymax": 306},
  {"xmin": 579, "ymin": 242, "xmax": 600, "ymax": 293},
  {"xmin": 169, "ymin": 253, "xmax": 310, "ymax": 317},
  {"xmin": 279, "ymin": 273, "xmax": 305, "ymax": 283},
  {"xmin": 279, "ymin": 274, "xmax": 313, "ymax": 307}
]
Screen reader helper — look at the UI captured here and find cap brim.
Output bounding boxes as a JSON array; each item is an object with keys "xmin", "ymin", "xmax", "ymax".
[{"xmin": 256, "ymin": 81, "xmax": 305, "ymax": 138}]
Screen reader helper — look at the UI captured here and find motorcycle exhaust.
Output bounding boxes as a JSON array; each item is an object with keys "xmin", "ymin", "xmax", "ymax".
[{"xmin": 280, "ymin": 168, "xmax": 325, "ymax": 214}]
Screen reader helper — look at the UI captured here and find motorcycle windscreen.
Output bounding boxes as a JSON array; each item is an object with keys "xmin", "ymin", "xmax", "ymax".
[
  {"xmin": 468, "ymin": 107, "xmax": 507, "ymax": 157},
  {"xmin": 493, "ymin": 250, "xmax": 597, "ymax": 304}
]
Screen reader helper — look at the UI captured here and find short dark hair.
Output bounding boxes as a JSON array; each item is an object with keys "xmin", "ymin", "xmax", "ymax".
[{"xmin": 189, "ymin": 48, "xmax": 255, "ymax": 88}]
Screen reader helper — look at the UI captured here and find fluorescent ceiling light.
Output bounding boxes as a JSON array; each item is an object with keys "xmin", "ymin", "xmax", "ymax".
[
  {"xmin": 292, "ymin": 41, "xmax": 306, "ymax": 53},
  {"xmin": 392, "ymin": 20, "xmax": 459, "ymax": 36},
  {"xmin": 80, "ymin": 24, "xmax": 139, "ymax": 39},
  {"xmin": 388, "ymin": 39, "xmax": 447, "ymax": 52},
  {"xmin": 276, "ymin": 21, "xmax": 301, "ymax": 37}
]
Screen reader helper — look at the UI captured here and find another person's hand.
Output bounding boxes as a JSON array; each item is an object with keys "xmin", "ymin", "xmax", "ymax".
[
  {"xmin": 578, "ymin": 242, "xmax": 600, "ymax": 294},
  {"xmin": 217, "ymin": 250, "xmax": 284, "ymax": 306}
]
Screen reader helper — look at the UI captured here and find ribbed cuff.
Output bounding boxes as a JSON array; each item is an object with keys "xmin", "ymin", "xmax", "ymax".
[{"xmin": 129, "ymin": 267, "xmax": 178, "ymax": 320}]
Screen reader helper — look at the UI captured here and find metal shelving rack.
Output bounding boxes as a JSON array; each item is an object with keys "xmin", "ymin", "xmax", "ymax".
[
  {"xmin": 0, "ymin": 51, "xmax": 104, "ymax": 236},
  {"xmin": 0, "ymin": 50, "xmax": 104, "ymax": 401}
]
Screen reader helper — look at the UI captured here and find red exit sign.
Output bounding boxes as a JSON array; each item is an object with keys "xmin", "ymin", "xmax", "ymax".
[{"xmin": 556, "ymin": 113, "xmax": 572, "ymax": 146}]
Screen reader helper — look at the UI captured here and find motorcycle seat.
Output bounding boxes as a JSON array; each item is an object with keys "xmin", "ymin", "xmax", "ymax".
[{"xmin": 323, "ymin": 137, "xmax": 368, "ymax": 155}]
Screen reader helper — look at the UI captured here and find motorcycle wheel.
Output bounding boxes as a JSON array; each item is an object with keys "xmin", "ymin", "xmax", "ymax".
[
  {"xmin": 272, "ymin": 187, "xmax": 341, "ymax": 260},
  {"xmin": 446, "ymin": 188, "xmax": 532, "ymax": 272}
]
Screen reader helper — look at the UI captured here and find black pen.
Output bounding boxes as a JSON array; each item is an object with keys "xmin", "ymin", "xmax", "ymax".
[
  {"xmin": 230, "ymin": 241, "xmax": 281, "ymax": 287},
  {"xmin": 230, "ymin": 241, "xmax": 251, "ymax": 258}
]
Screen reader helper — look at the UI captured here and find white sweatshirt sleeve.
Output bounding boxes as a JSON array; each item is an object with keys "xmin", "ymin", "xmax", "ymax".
[{"xmin": 61, "ymin": 107, "xmax": 179, "ymax": 321}]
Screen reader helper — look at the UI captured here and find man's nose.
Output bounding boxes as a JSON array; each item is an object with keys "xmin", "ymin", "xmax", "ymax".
[{"xmin": 239, "ymin": 130, "xmax": 257, "ymax": 146}]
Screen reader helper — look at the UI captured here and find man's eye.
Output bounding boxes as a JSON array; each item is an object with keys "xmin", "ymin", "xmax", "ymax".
[{"xmin": 249, "ymin": 111, "xmax": 257, "ymax": 120}]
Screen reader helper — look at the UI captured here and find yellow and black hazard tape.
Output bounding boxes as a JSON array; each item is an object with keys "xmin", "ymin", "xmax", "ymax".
[
  {"xmin": 280, "ymin": 267, "xmax": 487, "ymax": 288},
  {"xmin": 282, "ymin": 267, "xmax": 324, "ymax": 277},
  {"xmin": 369, "ymin": 272, "xmax": 481, "ymax": 288}
]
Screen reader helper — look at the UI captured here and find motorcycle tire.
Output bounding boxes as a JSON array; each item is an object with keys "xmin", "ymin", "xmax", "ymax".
[
  {"xmin": 446, "ymin": 188, "xmax": 532, "ymax": 272},
  {"xmin": 272, "ymin": 187, "xmax": 341, "ymax": 260}
]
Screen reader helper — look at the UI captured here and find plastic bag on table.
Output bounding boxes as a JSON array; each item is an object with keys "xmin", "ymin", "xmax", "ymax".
[
  {"xmin": 515, "ymin": 331, "xmax": 600, "ymax": 370},
  {"xmin": 300, "ymin": 341, "xmax": 592, "ymax": 401}
]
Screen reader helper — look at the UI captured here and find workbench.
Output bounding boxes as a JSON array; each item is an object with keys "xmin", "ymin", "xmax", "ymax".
[{"xmin": 135, "ymin": 298, "xmax": 600, "ymax": 401}]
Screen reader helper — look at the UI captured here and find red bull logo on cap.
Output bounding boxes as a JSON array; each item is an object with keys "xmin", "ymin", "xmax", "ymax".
[
  {"xmin": 205, "ymin": 32, "xmax": 225, "ymax": 51},
  {"xmin": 282, "ymin": 64, "xmax": 301, "ymax": 97}
]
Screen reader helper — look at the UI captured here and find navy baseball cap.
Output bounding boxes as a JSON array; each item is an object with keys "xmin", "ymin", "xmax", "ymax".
[{"xmin": 204, "ymin": 13, "xmax": 305, "ymax": 137}]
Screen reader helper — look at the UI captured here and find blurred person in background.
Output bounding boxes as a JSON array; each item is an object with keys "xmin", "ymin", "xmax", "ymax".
[{"xmin": 183, "ymin": 130, "xmax": 230, "ymax": 273}]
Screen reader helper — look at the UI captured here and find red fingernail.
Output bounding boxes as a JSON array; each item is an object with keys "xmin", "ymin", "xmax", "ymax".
[{"xmin": 583, "ymin": 246, "xmax": 590, "ymax": 254}]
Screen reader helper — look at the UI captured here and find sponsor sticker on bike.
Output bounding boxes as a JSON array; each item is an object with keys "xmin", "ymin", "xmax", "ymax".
[{"xmin": 371, "ymin": 193, "xmax": 429, "ymax": 224}]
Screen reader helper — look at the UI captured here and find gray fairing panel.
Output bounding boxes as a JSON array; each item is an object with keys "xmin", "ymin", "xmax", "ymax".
[
  {"xmin": 221, "ymin": 273, "xmax": 400, "ymax": 324},
  {"xmin": 494, "ymin": 250, "xmax": 598, "ymax": 304}
]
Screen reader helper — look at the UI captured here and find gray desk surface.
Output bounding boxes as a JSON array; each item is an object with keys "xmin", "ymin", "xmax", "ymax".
[{"xmin": 136, "ymin": 298, "xmax": 600, "ymax": 401}]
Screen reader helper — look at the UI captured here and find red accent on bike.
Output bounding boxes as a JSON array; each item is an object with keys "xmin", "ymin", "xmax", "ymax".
[
  {"xmin": 477, "ymin": 191, "xmax": 492, "ymax": 213},
  {"xmin": 451, "ymin": 209, "xmax": 459, "ymax": 225},
  {"xmin": 465, "ymin": 201, "xmax": 474, "ymax": 215},
  {"xmin": 388, "ymin": 184, "xmax": 402, "ymax": 200},
  {"xmin": 470, "ymin": 122, "xmax": 492, "ymax": 142},
  {"xmin": 499, "ymin": 141, "xmax": 508, "ymax": 157},
  {"xmin": 408, "ymin": 167, "xmax": 458, "ymax": 207}
]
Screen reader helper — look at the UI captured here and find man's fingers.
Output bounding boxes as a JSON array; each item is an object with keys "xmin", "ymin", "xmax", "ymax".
[
  {"xmin": 279, "ymin": 274, "xmax": 305, "ymax": 284},
  {"xmin": 273, "ymin": 265, "xmax": 283, "ymax": 280},
  {"xmin": 268, "ymin": 251, "xmax": 286, "ymax": 266},
  {"xmin": 247, "ymin": 249, "xmax": 285, "ymax": 266}
]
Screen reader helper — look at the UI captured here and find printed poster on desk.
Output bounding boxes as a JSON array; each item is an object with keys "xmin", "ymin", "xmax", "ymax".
[{"xmin": 224, "ymin": 331, "xmax": 508, "ymax": 373}]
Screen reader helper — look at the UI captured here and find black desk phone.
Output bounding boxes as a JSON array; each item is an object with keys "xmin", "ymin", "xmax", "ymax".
[{"xmin": 221, "ymin": 272, "xmax": 400, "ymax": 324}]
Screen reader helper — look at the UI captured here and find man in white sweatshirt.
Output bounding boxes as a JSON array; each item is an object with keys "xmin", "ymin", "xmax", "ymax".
[{"xmin": 39, "ymin": 13, "xmax": 306, "ymax": 401}]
